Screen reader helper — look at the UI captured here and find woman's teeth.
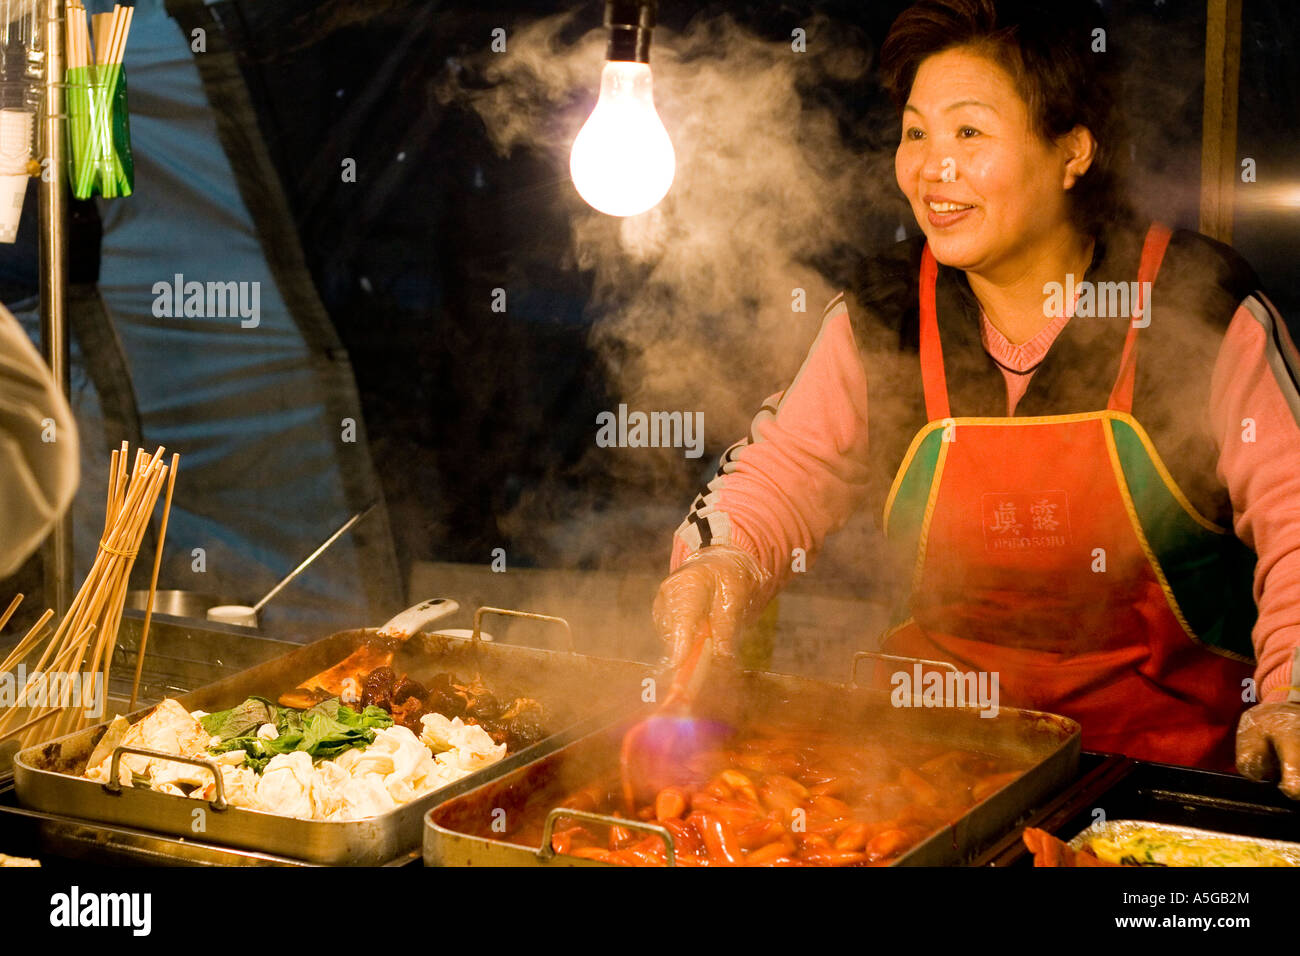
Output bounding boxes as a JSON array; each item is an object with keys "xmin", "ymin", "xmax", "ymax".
[{"xmin": 928, "ymin": 201, "xmax": 973, "ymax": 213}]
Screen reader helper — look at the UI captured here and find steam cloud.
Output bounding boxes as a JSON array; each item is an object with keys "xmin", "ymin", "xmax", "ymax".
[
  {"xmin": 438, "ymin": 12, "xmax": 906, "ymax": 579},
  {"xmin": 431, "ymin": 7, "xmax": 1235, "ymax": 670}
]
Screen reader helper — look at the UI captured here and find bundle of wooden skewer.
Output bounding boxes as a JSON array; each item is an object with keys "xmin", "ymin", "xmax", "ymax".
[
  {"xmin": 0, "ymin": 444, "xmax": 177, "ymax": 749},
  {"xmin": 65, "ymin": 1, "xmax": 135, "ymax": 199}
]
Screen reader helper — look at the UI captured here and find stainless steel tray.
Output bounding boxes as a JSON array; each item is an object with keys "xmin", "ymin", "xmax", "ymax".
[
  {"xmin": 424, "ymin": 652, "xmax": 1081, "ymax": 867},
  {"xmin": 0, "ymin": 610, "xmax": 295, "ymax": 781},
  {"xmin": 0, "ymin": 781, "xmax": 412, "ymax": 867},
  {"xmin": 13, "ymin": 607, "xmax": 655, "ymax": 865},
  {"xmin": 1068, "ymin": 818, "xmax": 1300, "ymax": 866}
]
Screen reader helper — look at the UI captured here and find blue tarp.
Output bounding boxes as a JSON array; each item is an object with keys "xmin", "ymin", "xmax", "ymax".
[{"xmin": 4, "ymin": 0, "xmax": 402, "ymax": 638}]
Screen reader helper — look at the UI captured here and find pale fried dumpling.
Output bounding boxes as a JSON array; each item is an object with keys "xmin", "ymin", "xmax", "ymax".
[
  {"xmin": 420, "ymin": 712, "xmax": 505, "ymax": 767},
  {"xmin": 338, "ymin": 775, "xmax": 397, "ymax": 820},
  {"xmin": 132, "ymin": 698, "xmax": 210, "ymax": 757},
  {"xmin": 310, "ymin": 760, "xmax": 350, "ymax": 819},
  {"xmin": 152, "ymin": 759, "xmax": 215, "ymax": 791},
  {"xmin": 256, "ymin": 751, "xmax": 316, "ymax": 819},
  {"xmin": 85, "ymin": 698, "xmax": 208, "ymax": 785},
  {"xmin": 85, "ymin": 715, "xmax": 130, "ymax": 775},
  {"xmin": 376, "ymin": 726, "xmax": 438, "ymax": 804},
  {"xmin": 190, "ymin": 763, "xmax": 260, "ymax": 809},
  {"xmin": 333, "ymin": 748, "xmax": 362, "ymax": 774},
  {"xmin": 346, "ymin": 735, "xmax": 396, "ymax": 777}
]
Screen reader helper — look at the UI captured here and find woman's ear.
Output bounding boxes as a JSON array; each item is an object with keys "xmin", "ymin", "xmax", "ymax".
[{"xmin": 1060, "ymin": 125, "xmax": 1098, "ymax": 190}]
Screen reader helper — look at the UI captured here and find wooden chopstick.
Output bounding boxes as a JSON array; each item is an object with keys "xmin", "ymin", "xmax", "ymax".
[
  {"xmin": 0, "ymin": 442, "xmax": 176, "ymax": 747},
  {"xmin": 0, "ymin": 593, "xmax": 22, "ymax": 638},
  {"xmin": 130, "ymin": 453, "xmax": 178, "ymax": 712},
  {"xmin": 0, "ymin": 708, "xmax": 63, "ymax": 745}
]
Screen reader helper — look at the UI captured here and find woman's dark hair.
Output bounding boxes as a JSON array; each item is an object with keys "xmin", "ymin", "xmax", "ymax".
[{"xmin": 880, "ymin": 0, "xmax": 1129, "ymax": 237}]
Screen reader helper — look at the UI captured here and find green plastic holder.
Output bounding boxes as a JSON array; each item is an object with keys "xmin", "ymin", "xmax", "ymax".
[{"xmin": 66, "ymin": 62, "xmax": 134, "ymax": 199}]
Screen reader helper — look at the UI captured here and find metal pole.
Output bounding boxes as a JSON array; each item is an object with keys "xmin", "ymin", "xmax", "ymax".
[
  {"xmin": 39, "ymin": 0, "xmax": 71, "ymax": 617},
  {"xmin": 1199, "ymin": 0, "xmax": 1242, "ymax": 244}
]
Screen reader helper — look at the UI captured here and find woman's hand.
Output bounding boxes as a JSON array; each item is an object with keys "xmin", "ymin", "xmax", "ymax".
[
  {"xmin": 1236, "ymin": 701, "xmax": 1300, "ymax": 799},
  {"xmin": 652, "ymin": 545, "xmax": 769, "ymax": 667}
]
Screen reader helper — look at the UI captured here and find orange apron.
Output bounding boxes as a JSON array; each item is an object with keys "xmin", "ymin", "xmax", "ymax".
[{"xmin": 881, "ymin": 223, "xmax": 1254, "ymax": 770}]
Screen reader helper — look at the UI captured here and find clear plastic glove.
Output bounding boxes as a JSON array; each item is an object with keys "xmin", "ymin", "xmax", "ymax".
[
  {"xmin": 652, "ymin": 545, "xmax": 770, "ymax": 667},
  {"xmin": 1236, "ymin": 701, "xmax": 1300, "ymax": 800}
]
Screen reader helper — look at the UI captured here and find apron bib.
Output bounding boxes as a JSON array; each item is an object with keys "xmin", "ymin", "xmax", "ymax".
[{"xmin": 881, "ymin": 223, "xmax": 1255, "ymax": 770}]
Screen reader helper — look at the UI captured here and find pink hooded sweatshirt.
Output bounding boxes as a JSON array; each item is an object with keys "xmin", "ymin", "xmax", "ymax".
[{"xmin": 671, "ymin": 232, "xmax": 1300, "ymax": 706}]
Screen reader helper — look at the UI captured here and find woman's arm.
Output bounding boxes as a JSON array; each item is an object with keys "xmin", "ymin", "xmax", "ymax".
[
  {"xmin": 1210, "ymin": 292, "xmax": 1300, "ymax": 703},
  {"xmin": 0, "ymin": 303, "xmax": 79, "ymax": 578},
  {"xmin": 669, "ymin": 295, "xmax": 872, "ymax": 595}
]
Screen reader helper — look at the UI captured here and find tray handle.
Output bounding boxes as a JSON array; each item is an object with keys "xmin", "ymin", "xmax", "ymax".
[
  {"xmin": 538, "ymin": 806, "xmax": 676, "ymax": 866},
  {"xmin": 380, "ymin": 597, "xmax": 459, "ymax": 637},
  {"xmin": 850, "ymin": 649, "xmax": 960, "ymax": 687},
  {"xmin": 104, "ymin": 746, "xmax": 229, "ymax": 811},
  {"xmin": 473, "ymin": 606, "xmax": 575, "ymax": 653}
]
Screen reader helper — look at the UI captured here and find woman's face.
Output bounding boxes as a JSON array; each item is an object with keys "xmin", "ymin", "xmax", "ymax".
[{"xmin": 894, "ymin": 46, "xmax": 1087, "ymax": 275}]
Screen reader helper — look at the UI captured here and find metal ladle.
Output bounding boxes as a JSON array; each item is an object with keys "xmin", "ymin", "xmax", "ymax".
[{"xmin": 206, "ymin": 504, "xmax": 377, "ymax": 628}]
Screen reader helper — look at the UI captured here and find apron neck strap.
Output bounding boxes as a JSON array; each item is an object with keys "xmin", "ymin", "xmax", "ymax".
[
  {"xmin": 1106, "ymin": 222, "xmax": 1174, "ymax": 413},
  {"xmin": 918, "ymin": 222, "xmax": 1175, "ymax": 421},
  {"xmin": 918, "ymin": 243, "xmax": 950, "ymax": 421}
]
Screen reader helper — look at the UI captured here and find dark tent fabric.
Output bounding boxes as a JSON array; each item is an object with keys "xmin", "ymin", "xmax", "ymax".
[{"xmin": 4, "ymin": 0, "xmax": 403, "ymax": 638}]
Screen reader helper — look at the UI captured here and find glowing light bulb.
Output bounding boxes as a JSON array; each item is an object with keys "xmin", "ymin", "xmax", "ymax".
[{"xmin": 570, "ymin": 60, "xmax": 675, "ymax": 218}]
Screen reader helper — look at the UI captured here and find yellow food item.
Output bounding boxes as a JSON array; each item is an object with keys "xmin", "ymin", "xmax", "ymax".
[{"xmin": 1084, "ymin": 829, "xmax": 1297, "ymax": 867}]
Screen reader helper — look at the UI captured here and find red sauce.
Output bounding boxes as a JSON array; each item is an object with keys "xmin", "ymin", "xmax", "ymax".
[{"xmin": 511, "ymin": 724, "xmax": 1029, "ymax": 866}]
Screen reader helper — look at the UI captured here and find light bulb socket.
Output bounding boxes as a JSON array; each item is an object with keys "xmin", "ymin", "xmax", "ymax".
[{"xmin": 605, "ymin": 0, "xmax": 656, "ymax": 64}]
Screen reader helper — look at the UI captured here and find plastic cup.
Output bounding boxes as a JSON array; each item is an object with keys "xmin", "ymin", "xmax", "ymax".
[
  {"xmin": 0, "ymin": 173, "xmax": 26, "ymax": 242},
  {"xmin": 0, "ymin": 108, "xmax": 33, "ymax": 172}
]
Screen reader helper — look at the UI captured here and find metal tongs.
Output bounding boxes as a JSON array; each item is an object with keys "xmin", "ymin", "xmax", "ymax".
[{"xmin": 619, "ymin": 619, "xmax": 733, "ymax": 811}]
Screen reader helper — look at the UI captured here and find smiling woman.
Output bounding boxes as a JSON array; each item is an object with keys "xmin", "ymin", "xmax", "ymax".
[
  {"xmin": 655, "ymin": 0, "xmax": 1300, "ymax": 793},
  {"xmin": 881, "ymin": 0, "xmax": 1125, "ymax": 238},
  {"xmin": 894, "ymin": 47, "xmax": 1099, "ymax": 343},
  {"xmin": 881, "ymin": 0, "xmax": 1117, "ymax": 343}
]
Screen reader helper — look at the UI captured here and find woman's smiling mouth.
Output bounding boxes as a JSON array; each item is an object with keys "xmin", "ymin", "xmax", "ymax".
[{"xmin": 924, "ymin": 195, "xmax": 977, "ymax": 226}]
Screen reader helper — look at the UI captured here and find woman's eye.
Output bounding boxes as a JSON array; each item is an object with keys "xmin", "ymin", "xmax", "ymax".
[
  {"xmin": 904, "ymin": 127, "xmax": 925, "ymax": 141},
  {"xmin": 958, "ymin": 126, "xmax": 980, "ymax": 138}
]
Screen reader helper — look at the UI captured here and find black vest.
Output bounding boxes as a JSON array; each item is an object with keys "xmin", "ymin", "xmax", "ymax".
[{"xmin": 841, "ymin": 218, "xmax": 1261, "ymax": 526}]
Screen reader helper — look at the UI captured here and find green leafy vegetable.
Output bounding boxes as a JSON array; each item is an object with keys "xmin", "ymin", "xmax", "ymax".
[
  {"xmin": 199, "ymin": 696, "xmax": 276, "ymax": 742},
  {"xmin": 202, "ymin": 696, "xmax": 393, "ymax": 773}
]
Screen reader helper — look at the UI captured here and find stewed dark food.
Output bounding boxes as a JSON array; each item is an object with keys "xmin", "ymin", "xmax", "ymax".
[{"xmin": 358, "ymin": 666, "xmax": 547, "ymax": 751}]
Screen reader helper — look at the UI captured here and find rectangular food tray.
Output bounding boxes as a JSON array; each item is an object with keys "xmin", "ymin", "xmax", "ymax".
[
  {"xmin": 1068, "ymin": 818, "xmax": 1300, "ymax": 865},
  {"xmin": 13, "ymin": 624, "xmax": 654, "ymax": 865},
  {"xmin": 973, "ymin": 754, "xmax": 1300, "ymax": 866},
  {"xmin": 424, "ymin": 654, "xmax": 1082, "ymax": 867}
]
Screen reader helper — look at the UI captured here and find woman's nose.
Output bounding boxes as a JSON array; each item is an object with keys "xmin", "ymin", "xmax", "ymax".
[{"xmin": 920, "ymin": 145, "xmax": 953, "ymax": 183}]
